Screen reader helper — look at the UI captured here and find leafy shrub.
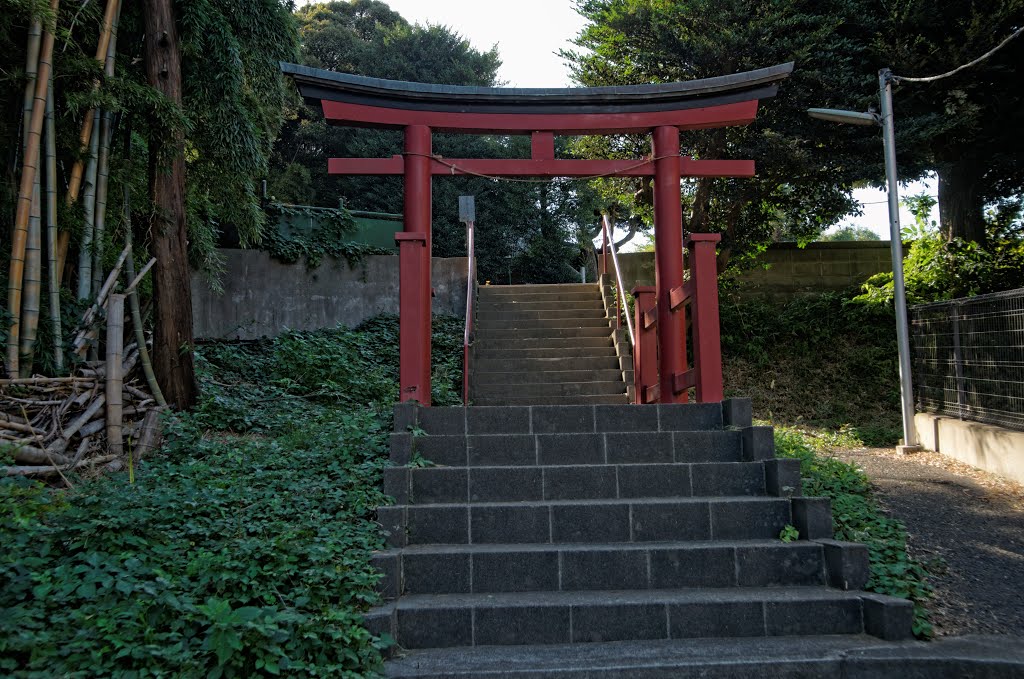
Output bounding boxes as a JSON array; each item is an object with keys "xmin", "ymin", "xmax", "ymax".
[
  {"xmin": 0, "ymin": 315, "xmax": 465, "ymax": 676},
  {"xmin": 720, "ymin": 292, "xmax": 902, "ymax": 443},
  {"xmin": 774, "ymin": 427, "xmax": 934, "ymax": 638}
]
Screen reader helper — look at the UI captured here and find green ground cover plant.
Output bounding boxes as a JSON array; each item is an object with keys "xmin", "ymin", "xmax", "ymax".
[
  {"xmin": 721, "ymin": 292, "xmax": 902, "ymax": 445},
  {"xmin": 1, "ymin": 315, "xmax": 462, "ymax": 677},
  {"xmin": 774, "ymin": 426, "xmax": 934, "ymax": 638}
]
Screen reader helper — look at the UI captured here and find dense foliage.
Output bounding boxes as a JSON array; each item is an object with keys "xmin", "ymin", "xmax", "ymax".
[
  {"xmin": 567, "ymin": 0, "xmax": 1024, "ymax": 259},
  {"xmin": 775, "ymin": 427, "xmax": 934, "ymax": 638},
  {"xmin": 720, "ymin": 291, "xmax": 901, "ymax": 445},
  {"xmin": 0, "ymin": 315, "xmax": 463, "ymax": 676},
  {"xmin": 857, "ymin": 196, "xmax": 1024, "ymax": 305}
]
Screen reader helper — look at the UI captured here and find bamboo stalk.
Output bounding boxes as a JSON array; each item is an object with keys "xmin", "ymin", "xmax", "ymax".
[
  {"xmin": 92, "ymin": 111, "xmax": 113, "ymax": 296},
  {"xmin": 78, "ymin": 109, "xmax": 101, "ymax": 300},
  {"xmin": 20, "ymin": 20, "xmax": 42, "ymax": 158},
  {"xmin": 6, "ymin": 0, "xmax": 60, "ymax": 378},
  {"xmin": 56, "ymin": 0, "xmax": 122, "ymax": 282},
  {"xmin": 20, "ymin": 183, "xmax": 43, "ymax": 376},
  {"xmin": 45, "ymin": 76, "xmax": 63, "ymax": 371},
  {"xmin": 105, "ymin": 294, "xmax": 125, "ymax": 456},
  {"xmin": 91, "ymin": 7, "xmax": 122, "ymax": 298}
]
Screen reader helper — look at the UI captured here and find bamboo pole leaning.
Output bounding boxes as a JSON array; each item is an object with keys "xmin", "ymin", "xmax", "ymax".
[
  {"xmin": 19, "ymin": 186, "xmax": 43, "ymax": 376},
  {"xmin": 6, "ymin": 0, "xmax": 60, "ymax": 378}
]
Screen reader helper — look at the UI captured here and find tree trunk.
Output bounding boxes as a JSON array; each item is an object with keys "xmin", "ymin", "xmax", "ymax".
[
  {"xmin": 937, "ymin": 158, "xmax": 986, "ymax": 244},
  {"xmin": 142, "ymin": 0, "xmax": 196, "ymax": 409}
]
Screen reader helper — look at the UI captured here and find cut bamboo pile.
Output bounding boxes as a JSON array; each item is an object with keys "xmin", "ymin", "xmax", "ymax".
[{"xmin": 1, "ymin": 349, "xmax": 163, "ymax": 478}]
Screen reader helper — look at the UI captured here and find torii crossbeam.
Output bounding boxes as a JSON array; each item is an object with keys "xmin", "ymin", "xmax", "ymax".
[{"xmin": 282, "ymin": 61, "xmax": 793, "ymax": 405}]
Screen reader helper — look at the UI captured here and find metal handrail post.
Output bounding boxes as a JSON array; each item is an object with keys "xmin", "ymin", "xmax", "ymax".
[
  {"xmin": 462, "ymin": 220, "xmax": 475, "ymax": 404},
  {"xmin": 603, "ymin": 215, "xmax": 635, "ymax": 346}
]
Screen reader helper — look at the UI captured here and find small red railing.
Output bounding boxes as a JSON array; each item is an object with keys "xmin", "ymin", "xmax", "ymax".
[
  {"xmin": 462, "ymin": 219, "xmax": 475, "ymax": 404},
  {"xmin": 631, "ymin": 233, "xmax": 724, "ymax": 405}
]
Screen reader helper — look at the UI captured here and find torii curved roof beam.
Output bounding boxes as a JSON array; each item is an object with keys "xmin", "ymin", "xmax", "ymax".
[{"xmin": 280, "ymin": 62, "xmax": 794, "ymax": 135}]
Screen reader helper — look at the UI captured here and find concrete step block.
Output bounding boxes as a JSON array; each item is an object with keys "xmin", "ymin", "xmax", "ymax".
[
  {"xmin": 474, "ymin": 326, "xmax": 613, "ymax": 340},
  {"xmin": 476, "ymin": 317, "xmax": 612, "ymax": 330},
  {"xmin": 474, "ymin": 336, "xmax": 613, "ymax": 351},
  {"xmin": 473, "ymin": 369, "xmax": 626, "ymax": 386},
  {"xmin": 472, "ymin": 394, "xmax": 631, "ymax": 406},
  {"xmin": 476, "ymin": 308, "xmax": 608, "ymax": 321},
  {"xmin": 792, "ymin": 497, "xmax": 834, "ymax": 540},
  {"xmin": 473, "ymin": 356, "xmax": 622, "ymax": 373},
  {"xmin": 477, "ymin": 300, "xmax": 605, "ymax": 312},
  {"xmin": 380, "ymin": 540, "xmax": 826, "ymax": 596},
  {"xmin": 386, "ymin": 587, "xmax": 868, "ymax": 649},
  {"xmin": 473, "ymin": 381, "xmax": 627, "ymax": 398},
  {"xmin": 381, "ymin": 497, "xmax": 792, "ymax": 545},
  {"xmin": 389, "ymin": 461, "xmax": 771, "ymax": 505},
  {"xmin": 474, "ymin": 346, "xmax": 619, "ymax": 360},
  {"xmin": 406, "ymin": 428, "xmax": 741, "ymax": 464}
]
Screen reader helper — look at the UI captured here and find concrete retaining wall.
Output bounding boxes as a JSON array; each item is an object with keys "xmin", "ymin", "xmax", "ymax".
[
  {"xmin": 914, "ymin": 412, "xmax": 1024, "ymax": 484},
  {"xmin": 615, "ymin": 241, "xmax": 893, "ymax": 297},
  {"xmin": 192, "ymin": 250, "xmax": 468, "ymax": 340}
]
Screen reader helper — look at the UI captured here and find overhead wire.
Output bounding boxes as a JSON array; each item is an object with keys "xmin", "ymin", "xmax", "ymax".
[{"xmin": 892, "ymin": 26, "xmax": 1023, "ymax": 83}]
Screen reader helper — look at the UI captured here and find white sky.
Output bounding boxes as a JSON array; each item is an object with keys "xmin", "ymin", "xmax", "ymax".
[{"xmin": 297, "ymin": 0, "xmax": 939, "ymax": 239}]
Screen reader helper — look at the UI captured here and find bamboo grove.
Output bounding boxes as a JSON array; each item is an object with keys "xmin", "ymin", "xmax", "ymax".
[{"xmin": 1, "ymin": 0, "xmax": 298, "ymax": 399}]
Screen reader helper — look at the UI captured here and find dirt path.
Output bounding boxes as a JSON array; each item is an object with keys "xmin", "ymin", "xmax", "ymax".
[{"xmin": 835, "ymin": 447, "xmax": 1024, "ymax": 637}]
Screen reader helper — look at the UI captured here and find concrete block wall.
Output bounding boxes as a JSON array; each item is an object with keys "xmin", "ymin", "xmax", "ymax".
[
  {"xmin": 915, "ymin": 412, "xmax": 1024, "ymax": 485},
  {"xmin": 191, "ymin": 250, "xmax": 468, "ymax": 340},
  {"xmin": 615, "ymin": 241, "xmax": 893, "ymax": 298}
]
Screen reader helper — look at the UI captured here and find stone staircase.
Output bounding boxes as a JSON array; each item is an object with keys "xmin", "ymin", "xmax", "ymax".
[
  {"xmin": 469, "ymin": 284, "xmax": 630, "ymax": 406},
  {"xmin": 369, "ymin": 399, "xmax": 917, "ymax": 677}
]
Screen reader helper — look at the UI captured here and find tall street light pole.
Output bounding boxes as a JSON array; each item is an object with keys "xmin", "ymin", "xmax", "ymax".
[{"xmin": 808, "ymin": 67, "xmax": 920, "ymax": 451}]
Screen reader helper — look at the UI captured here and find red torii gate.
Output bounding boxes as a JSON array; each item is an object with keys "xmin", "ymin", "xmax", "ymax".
[{"xmin": 282, "ymin": 62, "xmax": 793, "ymax": 406}]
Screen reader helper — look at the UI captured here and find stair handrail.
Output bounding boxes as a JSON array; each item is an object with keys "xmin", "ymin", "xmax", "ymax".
[
  {"xmin": 462, "ymin": 219, "xmax": 475, "ymax": 404},
  {"xmin": 602, "ymin": 214, "xmax": 635, "ymax": 347}
]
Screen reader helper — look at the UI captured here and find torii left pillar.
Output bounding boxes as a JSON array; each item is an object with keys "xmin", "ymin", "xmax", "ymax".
[{"xmin": 397, "ymin": 124, "xmax": 432, "ymax": 404}]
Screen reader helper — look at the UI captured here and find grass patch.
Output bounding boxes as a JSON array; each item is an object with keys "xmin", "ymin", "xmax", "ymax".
[
  {"xmin": 721, "ymin": 292, "xmax": 903, "ymax": 446},
  {"xmin": 0, "ymin": 315, "xmax": 462, "ymax": 677},
  {"xmin": 774, "ymin": 425, "xmax": 934, "ymax": 638}
]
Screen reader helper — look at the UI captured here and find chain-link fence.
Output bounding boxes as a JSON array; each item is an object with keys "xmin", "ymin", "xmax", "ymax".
[{"xmin": 909, "ymin": 288, "xmax": 1024, "ymax": 431}]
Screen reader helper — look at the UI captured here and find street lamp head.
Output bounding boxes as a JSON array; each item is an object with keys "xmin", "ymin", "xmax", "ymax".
[{"xmin": 807, "ymin": 107, "xmax": 880, "ymax": 126}]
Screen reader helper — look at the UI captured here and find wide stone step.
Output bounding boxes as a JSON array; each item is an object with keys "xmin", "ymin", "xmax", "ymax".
[
  {"xmin": 476, "ymin": 317, "xmax": 612, "ymax": 330},
  {"xmin": 473, "ymin": 336, "xmax": 614, "ymax": 351},
  {"xmin": 376, "ymin": 496, "xmax": 792, "ymax": 546},
  {"xmin": 474, "ymin": 346, "xmax": 619, "ymax": 360},
  {"xmin": 383, "ymin": 635, "xmax": 988, "ymax": 678},
  {"xmin": 473, "ymin": 381, "xmax": 626, "ymax": 398},
  {"xmin": 478, "ymin": 283, "xmax": 598, "ymax": 295},
  {"xmin": 475, "ymin": 326, "xmax": 612, "ymax": 340},
  {"xmin": 375, "ymin": 540, "xmax": 826, "ymax": 596},
  {"xmin": 473, "ymin": 356, "xmax": 620, "ymax": 372},
  {"xmin": 402, "ymin": 432, "xmax": 741, "ymax": 468},
  {"xmin": 473, "ymin": 394, "xmax": 632, "ymax": 406},
  {"xmin": 371, "ymin": 587, "xmax": 878, "ymax": 649},
  {"xmin": 473, "ymin": 369, "xmax": 626, "ymax": 386},
  {"xmin": 384, "ymin": 461, "xmax": 772, "ymax": 505},
  {"xmin": 476, "ymin": 308, "xmax": 608, "ymax": 322},
  {"xmin": 477, "ymin": 300, "xmax": 606, "ymax": 312}
]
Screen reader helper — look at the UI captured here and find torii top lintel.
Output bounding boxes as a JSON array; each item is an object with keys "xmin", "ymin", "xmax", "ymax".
[{"xmin": 281, "ymin": 61, "xmax": 794, "ymax": 135}]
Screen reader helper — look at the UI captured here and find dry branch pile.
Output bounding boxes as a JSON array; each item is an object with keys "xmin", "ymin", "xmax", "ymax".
[{"xmin": 1, "ymin": 343, "xmax": 164, "ymax": 479}]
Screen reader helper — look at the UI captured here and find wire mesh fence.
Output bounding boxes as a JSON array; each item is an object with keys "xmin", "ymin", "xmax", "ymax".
[{"xmin": 909, "ymin": 287, "xmax": 1024, "ymax": 432}]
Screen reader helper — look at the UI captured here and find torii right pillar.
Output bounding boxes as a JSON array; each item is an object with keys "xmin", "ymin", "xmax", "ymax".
[{"xmin": 652, "ymin": 125, "xmax": 688, "ymax": 404}]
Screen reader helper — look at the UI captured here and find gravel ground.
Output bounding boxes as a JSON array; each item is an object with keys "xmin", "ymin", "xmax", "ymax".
[{"xmin": 835, "ymin": 447, "xmax": 1024, "ymax": 637}]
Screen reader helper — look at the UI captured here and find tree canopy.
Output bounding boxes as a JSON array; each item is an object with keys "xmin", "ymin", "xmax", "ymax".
[{"xmin": 567, "ymin": 0, "xmax": 1023, "ymax": 258}]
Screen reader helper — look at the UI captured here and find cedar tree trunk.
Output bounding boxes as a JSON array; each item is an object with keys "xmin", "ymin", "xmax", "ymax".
[
  {"xmin": 937, "ymin": 158, "xmax": 986, "ymax": 244},
  {"xmin": 143, "ymin": 0, "xmax": 197, "ymax": 409}
]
